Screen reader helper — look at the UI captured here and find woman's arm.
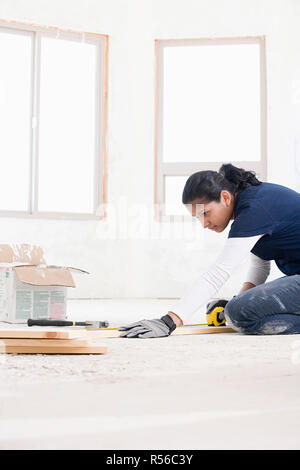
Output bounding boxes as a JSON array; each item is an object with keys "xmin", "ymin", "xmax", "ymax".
[
  {"xmin": 167, "ymin": 311, "xmax": 183, "ymax": 326},
  {"xmin": 239, "ymin": 282, "xmax": 256, "ymax": 293},
  {"xmin": 239, "ymin": 253, "xmax": 271, "ymax": 293},
  {"xmin": 169, "ymin": 234, "xmax": 266, "ymax": 324}
]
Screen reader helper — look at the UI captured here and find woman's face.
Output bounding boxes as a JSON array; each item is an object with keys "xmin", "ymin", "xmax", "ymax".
[{"xmin": 186, "ymin": 190, "xmax": 235, "ymax": 233}]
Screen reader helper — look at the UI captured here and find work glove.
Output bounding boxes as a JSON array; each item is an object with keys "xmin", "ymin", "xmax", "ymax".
[
  {"xmin": 118, "ymin": 314, "xmax": 176, "ymax": 338},
  {"xmin": 206, "ymin": 299, "xmax": 228, "ymax": 326}
]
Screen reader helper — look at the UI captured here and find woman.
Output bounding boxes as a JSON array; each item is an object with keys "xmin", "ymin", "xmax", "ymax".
[{"xmin": 119, "ymin": 163, "xmax": 300, "ymax": 338}]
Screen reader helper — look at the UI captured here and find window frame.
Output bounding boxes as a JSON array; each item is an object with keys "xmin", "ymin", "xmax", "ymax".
[
  {"xmin": 154, "ymin": 36, "xmax": 267, "ymax": 221},
  {"xmin": 0, "ymin": 19, "xmax": 108, "ymax": 220}
]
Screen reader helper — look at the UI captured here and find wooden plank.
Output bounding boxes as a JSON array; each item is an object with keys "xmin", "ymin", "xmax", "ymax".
[
  {"xmin": 87, "ymin": 329, "xmax": 121, "ymax": 339},
  {"xmin": 86, "ymin": 325, "xmax": 235, "ymax": 339},
  {"xmin": 0, "ymin": 329, "xmax": 88, "ymax": 339},
  {"xmin": 0, "ymin": 338, "xmax": 91, "ymax": 347},
  {"xmin": 0, "ymin": 346, "xmax": 107, "ymax": 354},
  {"xmin": 0, "ymin": 342, "xmax": 107, "ymax": 355},
  {"xmin": 0, "ymin": 325, "xmax": 236, "ymax": 342},
  {"xmin": 172, "ymin": 326, "xmax": 235, "ymax": 336}
]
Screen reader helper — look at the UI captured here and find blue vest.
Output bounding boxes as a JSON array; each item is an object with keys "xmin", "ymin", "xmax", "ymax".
[{"xmin": 228, "ymin": 182, "xmax": 300, "ymax": 276}]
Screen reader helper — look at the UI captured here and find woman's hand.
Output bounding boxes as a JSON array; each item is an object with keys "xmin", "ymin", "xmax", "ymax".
[
  {"xmin": 239, "ymin": 282, "xmax": 256, "ymax": 293},
  {"xmin": 167, "ymin": 311, "xmax": 183, "ymax": 327},
  {"xmin": 118, "ymin": 314, "xmax": 177, "ymax": 338}
]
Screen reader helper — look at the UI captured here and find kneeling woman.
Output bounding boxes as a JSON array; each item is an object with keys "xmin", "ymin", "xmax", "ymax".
[{"xmin": 119, "ymin": 163, "xmax": 300, "ymax": 338}]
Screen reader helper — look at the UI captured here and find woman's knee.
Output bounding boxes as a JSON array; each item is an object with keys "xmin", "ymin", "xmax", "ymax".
[
  {"xmin": 224, "ymin": 296, "xmax": 243, "ymax": 329},
  {"xmin": 224, "ymin": 293, "xmax": 258, "ymax": 333}
]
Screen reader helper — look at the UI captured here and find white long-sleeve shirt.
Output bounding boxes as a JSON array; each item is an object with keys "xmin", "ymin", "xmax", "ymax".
[{"xmin": 170, "ymin": 234, "xmax": 271, "ymax": 324}]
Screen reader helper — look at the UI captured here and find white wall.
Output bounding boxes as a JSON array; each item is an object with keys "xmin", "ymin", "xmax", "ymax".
[{"xmin": 0, "ymin": 0, "xmax": 299, "ymax": 302}]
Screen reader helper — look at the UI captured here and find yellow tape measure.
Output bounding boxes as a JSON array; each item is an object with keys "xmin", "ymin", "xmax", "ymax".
[{"xmin": 206, "ymin": 306, "xmax": 226, "ymax": 327}]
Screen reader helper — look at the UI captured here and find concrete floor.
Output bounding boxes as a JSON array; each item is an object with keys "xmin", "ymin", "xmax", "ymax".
[{"xmin": 0, "ymin": 299, "xmax": 300, "ymax": 450}]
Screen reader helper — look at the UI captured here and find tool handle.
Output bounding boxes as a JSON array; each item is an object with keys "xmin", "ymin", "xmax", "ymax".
[{"xmin": 27, "ymin": 319, "xmax": 74, "ymax": 327}]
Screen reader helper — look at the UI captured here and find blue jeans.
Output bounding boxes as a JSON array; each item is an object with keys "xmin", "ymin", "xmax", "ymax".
[{"xmin": 224, "ymin": 275, "xmax": 300, "ymax": 335}]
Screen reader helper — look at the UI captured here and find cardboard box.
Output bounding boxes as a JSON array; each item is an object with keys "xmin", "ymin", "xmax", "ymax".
[{"xmin": 0, "ymin": 244, "xmax": 88, "ymax": 324}]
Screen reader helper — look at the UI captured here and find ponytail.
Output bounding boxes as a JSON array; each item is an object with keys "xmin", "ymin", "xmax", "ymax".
[
  {"xmin": 182, "ymin": 163, "xmax": 261, "ymax": 204},
  {"xmin": 219, "ymin": 163, "xmax": 261, "ymax": 193}
]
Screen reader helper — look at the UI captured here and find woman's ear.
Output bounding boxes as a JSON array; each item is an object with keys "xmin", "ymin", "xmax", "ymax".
[{"xmin": 220, "ymin": 190, "xmax": 232, "ymax": 207}]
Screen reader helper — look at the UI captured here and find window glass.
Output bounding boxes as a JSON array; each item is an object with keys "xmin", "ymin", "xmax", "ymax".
[
  {"xmin": 38, "ymin": 37, "xmax": 97, "ymax": 213},
  {"xmin": 0, "ymin": 31, "xmax": 32, "ymax": 210},
  {"xmin": 162, "ymin": 44, "xmax": 261, "ymax": 163},
  {"xmin": 165, "ymin": 176, "xmax": 189, "ymax": 216}
]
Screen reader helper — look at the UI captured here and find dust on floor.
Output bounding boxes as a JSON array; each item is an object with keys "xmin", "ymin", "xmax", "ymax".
[{"xmin": 0, "ymin": 329, "xmax": 300, "ymax": 450}]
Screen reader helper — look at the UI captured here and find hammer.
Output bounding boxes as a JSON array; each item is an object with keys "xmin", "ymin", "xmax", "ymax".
[{"xmin": 27, "ymin": 319, "xmax": 109, "ymax": 328}]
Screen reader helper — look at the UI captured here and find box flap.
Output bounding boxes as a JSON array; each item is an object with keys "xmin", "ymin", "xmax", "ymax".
[
  {"xmin": 14, "ymin": 266, "xmax": 75, "ymax": 287},
  {"xmin": 0, "ymin": 244, "xmax": 45, "ymax": 264},
  {"xmin": 47, "ymin": 266, "xmax": 90, "ymax": 274}
]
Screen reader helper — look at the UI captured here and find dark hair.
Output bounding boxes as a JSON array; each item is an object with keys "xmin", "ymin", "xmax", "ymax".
[{"xmin": 182, "ymin": 163, "xmax": 261, "ymax": 204}]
